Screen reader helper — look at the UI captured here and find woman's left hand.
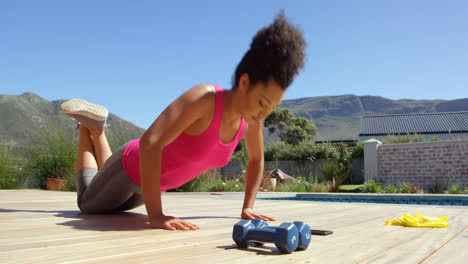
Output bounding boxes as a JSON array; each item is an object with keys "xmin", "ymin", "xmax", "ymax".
[{"xmin": 241, "ymin": 208, "xmax": 276, "ymax": 221}]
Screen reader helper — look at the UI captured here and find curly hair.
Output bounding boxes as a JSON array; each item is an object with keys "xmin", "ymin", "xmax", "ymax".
[{"xmin": 232, "ymin": 11, "xmax": 306, "ymax": 90}]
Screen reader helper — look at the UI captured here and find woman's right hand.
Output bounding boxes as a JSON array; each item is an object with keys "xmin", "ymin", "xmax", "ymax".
[{"xmin": 150, "ymin": 215, "xmax": 200, "ymax": 231}]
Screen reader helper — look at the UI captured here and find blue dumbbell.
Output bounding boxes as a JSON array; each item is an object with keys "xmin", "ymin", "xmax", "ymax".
[
  {"xmin": 233, "ymin": 219, "xmax": 299, "ymax": 254},
  {"xmin": 251, "ymin": 219, "xmax": 311, "ymax": 250},
  {"xmin": 251, "ymin": 218, "xmax": 269, "ymax": 228}
]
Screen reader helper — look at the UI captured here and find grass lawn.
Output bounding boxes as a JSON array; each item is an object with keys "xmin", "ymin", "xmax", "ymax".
[{"xmin": 338, "ymin": 184, "xmax": 364, "ymax": 192}]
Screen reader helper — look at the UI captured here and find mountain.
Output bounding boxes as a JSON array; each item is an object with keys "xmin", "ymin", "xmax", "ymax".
[
  {"xmin": 1, "ymin": 92, "xmax": 467, "ymax": 149},
  {"xmin": 0, "ymin": 92, "xmax": 145, "ymax": 151},
  {"xmin": 280, "ymin": 95, "xmax": 468, "ymax": 140}
]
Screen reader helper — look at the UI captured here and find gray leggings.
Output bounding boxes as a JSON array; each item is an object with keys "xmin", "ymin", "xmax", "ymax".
[{"xmin": 76, "ymin": 141, "xmax": 144, "ymax": 213}]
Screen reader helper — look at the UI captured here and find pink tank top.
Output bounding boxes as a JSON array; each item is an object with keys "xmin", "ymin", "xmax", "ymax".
[{"xmin": 121, "ymin": 85, "xmax": 246, "ymax": 191}]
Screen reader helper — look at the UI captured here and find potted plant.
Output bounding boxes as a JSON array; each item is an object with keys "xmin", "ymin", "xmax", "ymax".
[
  {"xmin": 46, "ymin": 165, "xmax": 69, "ymax": 191},
  {"xmin": 261, "ymin": 170, "xmax": 277, "ymax": 191}
]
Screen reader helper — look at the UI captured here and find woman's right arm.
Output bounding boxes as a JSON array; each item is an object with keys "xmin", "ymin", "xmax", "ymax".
[{"xmin": 139, "ymin": 84, "xmax": 213, "ymax": 230}]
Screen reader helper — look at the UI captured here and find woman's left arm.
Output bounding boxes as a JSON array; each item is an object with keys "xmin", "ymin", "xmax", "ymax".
[{"xmin": 241, "ymin": 120, "xmax": 277, "ymax": 222}]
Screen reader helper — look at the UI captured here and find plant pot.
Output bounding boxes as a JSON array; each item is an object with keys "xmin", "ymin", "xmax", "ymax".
[
  {"xmin": 46, "ymin": 178, "xmax": 68, "ymax": 191},
  {"xmin": 261, "ymin": 178, "xmax": 277, "ymax": 192}
]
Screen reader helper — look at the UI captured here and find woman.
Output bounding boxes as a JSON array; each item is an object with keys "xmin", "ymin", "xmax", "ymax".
[{"xmin": 60, "ymin": 12, "xmax": 306, "ymax": 230}]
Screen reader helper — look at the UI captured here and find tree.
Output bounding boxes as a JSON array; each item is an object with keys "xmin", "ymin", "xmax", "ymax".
[{"xmin": 264, "ymin": 108, "xmax": 317, "ymax": 145}]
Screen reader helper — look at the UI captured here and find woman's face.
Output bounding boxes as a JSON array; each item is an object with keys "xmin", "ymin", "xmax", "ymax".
[{"xmin": 238, "ymin": 74, "xmax": 285, "ymax": 124}]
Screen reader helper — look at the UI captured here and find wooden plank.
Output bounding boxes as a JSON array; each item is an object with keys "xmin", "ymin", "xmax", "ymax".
[
  {"xmin": 355, "ymin": 208, "xmax": 467, "ymax": 264},
  {"xmin": 210, "ymin": 207, "xmax": 463, "ymax": 264},
  {"xmin": 422, "ymin": 224, "xmax": 468, "ymax": 264},
  {"xmin": 67, "ymin": 205, "xmax": 414, "ymax": 263},
  {"xmin": 0, "ymin": 197, "xmax": 370, "ymax": 263},
  {"xmin": 2, "ymin": 227, "xmax": 235, "ymax": 263},
  {"xmin": 145, "ymin": 210, "xmax": 415, "ymax": 264},
  {"xmin": 1, "ymin": 190, "xmax": 467, "ymax": 264}
]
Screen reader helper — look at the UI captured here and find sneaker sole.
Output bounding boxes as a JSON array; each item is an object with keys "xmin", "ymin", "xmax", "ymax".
[{"xmin": 60, "ymin": 99, "xmax": 108, "ymax": 121}]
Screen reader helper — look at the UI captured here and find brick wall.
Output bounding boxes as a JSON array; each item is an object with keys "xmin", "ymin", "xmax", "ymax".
[{"xmin": 378, "ymin": 140, "xmax": 468, "ymax": 189}]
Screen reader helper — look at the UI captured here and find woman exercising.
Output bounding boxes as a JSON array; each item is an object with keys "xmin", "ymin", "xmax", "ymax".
[{"xmin": 60, "ymin": 12, "xmax": 306, "ymax": 231}]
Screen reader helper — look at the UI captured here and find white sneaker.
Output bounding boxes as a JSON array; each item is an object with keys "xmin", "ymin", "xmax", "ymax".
[{"xmin": 59, "ymin": 99, "xmax": 108, "ymax": 129}]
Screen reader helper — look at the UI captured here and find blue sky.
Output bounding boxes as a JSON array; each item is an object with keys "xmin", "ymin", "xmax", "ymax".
[{"xmin": 1, "ymin": 1, "xmax": 467, "ymax": 129}]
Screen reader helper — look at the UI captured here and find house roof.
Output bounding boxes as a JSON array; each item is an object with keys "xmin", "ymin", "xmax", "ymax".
[{"xmin": 359, "ymin": 111, "xmax": 468, "ymax": 136}]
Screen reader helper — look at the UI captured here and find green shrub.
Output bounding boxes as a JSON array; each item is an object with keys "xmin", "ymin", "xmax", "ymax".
[
  {"xmin": 351, "ymin": 142, "xmax": 364, "ymax": 159},
  {"xmin": 274, "ymin": 176, "xmax": 330, "ymax": 193},
  {"xmin": 307, "ymin": 176, "xmax": 330, "ymax": 192},
  {"xmin": 223, "ymin": 179, "xmax": 246, "ymax": 192},
  {"xmin": 362, "ymin": 180, "xmax": 383, "ymax": 193},
  {"xmin": 106, "ymin": 129, "xmax": 132, "ymax": 153},
  {"xmin": 396, "ymin": 182, "xmax": 408, "ymax": 193},
  {"xmin": 170, "ymin": 169, "xmax": 246, "ymax": 192},
  {"xmin": 412, "ymin": 133, "xmax": 425, "ymax": 142},
  {"xmin": 383, "ymin": 133, "xmax": 410, "ymax": 144},
  {"xmin": 290, "ymin": 140, "xmax": 318, "ymax": 160},
  {"xmin": 396, "ymin": 182, "xmax": 423, "ymax": 194},
  {"xmin": 314, "ymin": 142, "xmax": 339, "ymax": 160},
  {"xmin": 264, "ymin": 141, "xmax": 294, "ymax": 161},
  {"xmin": 431, "ymin": 136, "xmax": 441, "ymax": 142},
  {"xmin": 23, "ymin": 128, "xmax": 78, "ymax": 191},
  {"xmin": 447, "ymin": 184, "xmax": 462, "ymax": 194},
  {"xmin": 383, "ymin": 132, "xmax": 425, "ymax": 144},
  {"xmin": 337, "ymin": 143, "xmax": 351, "ymax": 169},
  {"xmin": 0, "ymin": 145, "xmax": 26, "ymax": 189},
  {"xmin": 463, "ymin": 186, "xmax": 468, "ymax": 195},
  {"xmin": 430, "ymin": 179, "xmax": 446, "ymax": 194},
  {"xmin": 264, "ymin": 140, "xmax": 339, "ymax": 161},
  {"xmin": 337, "ymin": 143, "xmax": 353, "ymax": 183},
  {"xmin": 170, "ymin": 169, "xmax": 221, "ymax": 192},
  {"xmin": 231, "ymin": 139, "xmax": 248, "ymax": 163},
  {"xmin": 321, "ymin": 160, "xmax": 350, "ymax": 192},
  {"xmin": 275, "ymin": 178, "xmax": 308, "ymax": 192},
  {"xmin": 384, "ymin": 184, "xmax": 397, "ymax": 193}
]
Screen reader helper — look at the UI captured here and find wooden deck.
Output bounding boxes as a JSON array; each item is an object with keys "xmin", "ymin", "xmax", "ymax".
[{"xmin": 1, "ymin": 190, "xmax": 467, "ymax": 264}]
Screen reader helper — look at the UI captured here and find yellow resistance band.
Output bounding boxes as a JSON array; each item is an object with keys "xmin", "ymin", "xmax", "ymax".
[{"xmin": 385, "ymin": 213, "xmax": 449, "ymax": 228}]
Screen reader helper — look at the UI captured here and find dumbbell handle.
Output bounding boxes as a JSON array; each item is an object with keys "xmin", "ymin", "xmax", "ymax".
[
  {"xmin": 245, "ymin": 228, "xmax": 276, "ymax": 243},
  {"xmin": 266, "ymin": 226, "xmax": 329, "ymax": 236},
  {"xmin": 264, "ymin": 226, "xmax": 280, "ymax": 230}
]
